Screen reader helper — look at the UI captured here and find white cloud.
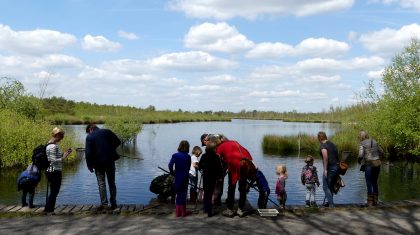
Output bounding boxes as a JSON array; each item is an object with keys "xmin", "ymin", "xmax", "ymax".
[
  {"xmin": 0, "ymin": 24, "xmax": 77, "ymax": 55},
  {"xmin": 118, "ymin": 30, "xmax": 139, "ymax": 40},
  {"xmin": 359, "ymin": 23, "xmax": 420, "ymax": 56},
  {"xmin": 369, "ymin": 0, "xmax": 420, "ymax": 12},
  {"xmin": 169, "ymin": 0, "xmax": 354, "ymax": 20},
  {"xmin": 246, "ymin": 38, "xmax": 349, "ymax": 58},
  {"xmin": 0, "ymin": 54, "xmax": 82, "ymax": 71},
  {"xmin": 367, "ymin": 69, "xmax": 384, "ymax": 79},
  {"xmin": 184, "ymin": 22, "xmax": 254, "ymax": 53},
  {"xmin": 203, "ymin": 74, "xmax": 238, "ymax": 84},
  {"xmin": 246, "ymin": 42, "xmax": 294, "ymax": 58},
  {"xmin": 148, "ymin": 51, "xmax": 238, "ymax": 71},
  {"xmin": 81, "ymin": 34, "xmax": 122, "ymax": 52}
]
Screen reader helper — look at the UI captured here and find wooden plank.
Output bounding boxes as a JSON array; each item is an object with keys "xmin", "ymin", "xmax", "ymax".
[
  {"xmin": 61, "ymin": 205, "xmax": 75, "ymax": 214},
  {"xmin": 0, "ymin": 205, "xmax": 7, "ymax": 211},
  {"xmin": 127, "ymin": 205, "xmax": 136, "ymax": 212},
  {"xmin": 1, "ymin": 205, "xmax": 17, "ymax": 212},
  {"xmin": 120, "ymin": 205, "xmax": 130, "ymax": 213},
  {"xmin": 70, "ymin": 205, "xmax": 83, "ymax": 213},
  {"xmin": 54, "ymin": 205, "xmax": 66, "ymax": 213},
  {"xmin": 34, "ymin": 207, "xmax": 45, "ymax": 213},
  {"xmin": 81, "ymin": 205, "xmax": 93, "ymax": 212},
  {"xmin": 8, "ymin": 206, "xmax": 24, "ymax": 212}
]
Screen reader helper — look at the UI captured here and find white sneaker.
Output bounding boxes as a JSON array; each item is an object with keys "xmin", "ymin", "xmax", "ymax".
[{"xmin": 237, "ymin": 208, "xmax": 244, "ymax": 217}]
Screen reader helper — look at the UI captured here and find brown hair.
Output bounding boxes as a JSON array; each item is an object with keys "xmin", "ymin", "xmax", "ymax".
[
  {"xmin": 177, "ymin": 140, "xmax": 190, "ymax": 153},
  {"xmin": 192, "ymin": 146, "xmax": 202, "ymax": 156},
  {"xmin": 317, "ymin": 131, "xmax": 327, "ymax": 141}
]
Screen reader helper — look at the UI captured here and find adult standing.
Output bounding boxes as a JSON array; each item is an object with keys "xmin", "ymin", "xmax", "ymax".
[
  {"xmin": 198, "ymin": 135, "xmax": 224, "ymax": 217},
  {"xmin": 216, "ymin": 136, "xmax": 253, "ymax": 217},
  {"xmin": 317, "ymin": 131, "xmax": 339, "ymax": 208},
  {"xmin": 168, "ymin": 140, "xmax": 191, "ymax": 217},
  {"xmin": 85, "ymin": 124, "xmax": 121, "ymax": 210},
  {"xmin": 44, "ymin": 127, "xmax": 72, "ymax": 212},
  {"xmin": 358, "ymin": 131, "xmax": 383, "ymax": 206}
]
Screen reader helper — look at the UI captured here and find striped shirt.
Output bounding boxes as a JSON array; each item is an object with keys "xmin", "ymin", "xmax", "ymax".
[{"xmin": 46, "ymin": 144, "xmax": 63, "ymax": 172}]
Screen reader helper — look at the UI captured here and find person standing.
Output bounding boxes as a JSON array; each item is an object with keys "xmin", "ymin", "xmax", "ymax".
[
  {"xmin": 44, "ymin": 127, "xmax": 72, "ymax": 212},
  {"xmin": 317, "ymin": 131, "xmax": 339, "ymax": 208},
  {"xmin": 275, "ymin": 164, "xmax": 288, "ymax": 210},
  {"xmin": 85, "ymin": 124, "xmax": 121, "ymax": 210},
  {"xmin": 198, "ymin": 135, "xmax": 224, "ymax": 217},
  {"xmin": 169, "ymin": 140, "xmax": 191, "ymax": 217},
  {"xmin": 301, "ymin": 155, "xmax": 320, "ymax": 207},
  {"xmin": 358, "ymin": 130, "xmax": 383, "ymax": 206},
  {"xmin": 189, "ymin": 146, "xmax": 202, "ymax": 203},
  {"xmin": 216, "ymin": 136, "xmax": 253, "ymax": 217}
]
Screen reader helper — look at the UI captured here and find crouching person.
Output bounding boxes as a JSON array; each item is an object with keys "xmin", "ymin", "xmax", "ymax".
[
  {"xmin": 17, "ymin": 163, "xmax": 41, "ymax": 208},
  {"xmin": 243, "ymin": 161, "xmax": 270, "ymax": 209}
]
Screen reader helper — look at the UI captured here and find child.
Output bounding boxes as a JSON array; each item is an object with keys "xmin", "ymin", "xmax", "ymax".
[
  {"xmin": 275, "ymin": 164, "xmax": 288, "ymax": 210},
  {"xmin": 189, "ymin": 146, "xmax": 202, "ymax": 203},
  {"xmin": 168, "ymin": 140, "xmax": 191, "ymax": 217},
  {"xmin": 301, "ymin": 155, "xmax": 320, "ymax": 207},
  {"xmin": 17, "ymin": 163, "xmax": 41, "ymax": 208}
]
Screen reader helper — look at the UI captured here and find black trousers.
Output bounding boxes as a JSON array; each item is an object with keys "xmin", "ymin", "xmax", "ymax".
[{"xmin": 45, "ymin": 171, "xmax": 62, "ymax": 212}]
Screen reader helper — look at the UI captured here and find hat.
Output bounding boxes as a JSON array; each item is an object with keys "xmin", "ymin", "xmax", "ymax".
[
  {"xmin": 200, "ymin": 133, "xmax": 208, "ymax": 146},
  {"xmin": 305, "ymin": 156, "xmax": 314, "ymax": 163}
]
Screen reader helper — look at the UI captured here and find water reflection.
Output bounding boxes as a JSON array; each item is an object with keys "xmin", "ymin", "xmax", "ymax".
[{"xmin": 1, "ymin": 120, "xmax": 419, "ymax": 207}]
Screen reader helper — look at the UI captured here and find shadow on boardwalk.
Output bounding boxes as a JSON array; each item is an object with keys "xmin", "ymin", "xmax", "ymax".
[{"xmin": 1, "ymin": 199, "xmax": 420, "ymax": 234}]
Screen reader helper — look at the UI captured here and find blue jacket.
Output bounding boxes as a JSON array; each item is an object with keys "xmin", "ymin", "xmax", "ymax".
[
  {"xmin": 17, "ymin": 164, "xmax": 40, "ymax": 189},
  {"xmin": 85, "ymin": 128, "xmax": 121, "ymax": 170},
  {"xmin": 168, "ymin": 151, "xmax": 191, "ymax": 191}
]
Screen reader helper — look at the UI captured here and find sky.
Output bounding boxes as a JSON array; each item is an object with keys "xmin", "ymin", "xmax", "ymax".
[{"xmin": 0, "ymin": 0, "xmax": 419, "ymax": 112}]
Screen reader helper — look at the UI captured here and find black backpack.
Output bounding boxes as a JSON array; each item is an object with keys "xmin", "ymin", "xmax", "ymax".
[{"xmin": 32, "ymin": 143, "xmax": 53, "ymax": 170}]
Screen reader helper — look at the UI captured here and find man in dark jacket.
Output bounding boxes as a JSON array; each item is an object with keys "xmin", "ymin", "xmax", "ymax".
[{"xmin": 85, "ymin": 124, "xmax": 121, "ymax": 210}]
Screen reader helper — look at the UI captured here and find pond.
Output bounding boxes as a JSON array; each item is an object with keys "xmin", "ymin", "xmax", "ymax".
[{"xmin": 1, "ymin": 119, "xmax": 419, "ymax": 207}]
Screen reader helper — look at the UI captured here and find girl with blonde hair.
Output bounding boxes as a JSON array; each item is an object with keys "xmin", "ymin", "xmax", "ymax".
[{"xmin": 275, "ymin": 164, "xmax": 288, "ymax": 210}]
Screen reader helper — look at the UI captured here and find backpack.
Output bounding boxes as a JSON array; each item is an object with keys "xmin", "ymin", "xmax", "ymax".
[
  {"xmin": 32, "ymin": 143, "xmax": 53, "ymax": 170},
  {"xmin": 301, "ymin": 166, "xmax": 315, "ymax": 184},
  {"xmin": 17, "ymin": 164, "xmax": 41, "ymax": 190}
]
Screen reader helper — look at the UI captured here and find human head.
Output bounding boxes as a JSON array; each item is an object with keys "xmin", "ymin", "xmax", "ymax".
[
  {"xmin": 276, "ymin": 164, "xmax": 287, "ymax": 177},
  {"xmin": 317, "ymin": 131, "xmax": 327, "ymax": 142},
  {"xmin": 177, "ymin": 140, "xmax": 190, "ymax": 153},
  {"xmin": 52, "ymin": 127, "xmax": 65, "ymax": 140},
  {"xmin": 206, "ymin": 134, "xmax": 220, "ymax": 150},
  {"xmin": 86, "ymin": 123, "xmax": 98, "ymax": 134},
  {"xmin": 200, "ymin": 133, "xmax": 209, "ymax": 147},
  {"xmin": 192, "ymin": 146, "xmax": 203, "ymax": 157},
  {"xmin": 305, "ymin": 155, "xmax": 314, "ymax": 165},
  {"xmin": 359, "ymin": 131, "xmax": 369, "ymax": 141}
]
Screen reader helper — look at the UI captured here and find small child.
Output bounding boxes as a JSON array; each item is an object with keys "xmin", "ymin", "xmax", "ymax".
[
  {"xmin": 17, "ymin": 163, "xmax": 41, "ymax": 208},
  {"xmin": 275, "ymin": 164, "xmax": 288, "ymax": 210},
  {"xmin": 189, "ymin": 146, "xmax": 203, "ymax": 203},
  {"xmin": 301, "ymin": 155, "xmax": 320, "ymax": 207}
]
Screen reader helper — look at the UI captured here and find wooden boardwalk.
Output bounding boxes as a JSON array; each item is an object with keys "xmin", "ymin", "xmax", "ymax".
[{"xmin": 1, "ymin": 199, "xmax": 420, "ymax": 216}]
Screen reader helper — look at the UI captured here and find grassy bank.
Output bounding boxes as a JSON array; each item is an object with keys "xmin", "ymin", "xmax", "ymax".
[{"xmin": 262, "ymin": 125, "xmax": 361, "ymax": 161}]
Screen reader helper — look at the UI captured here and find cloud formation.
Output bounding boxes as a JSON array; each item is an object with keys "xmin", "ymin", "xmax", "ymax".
[
  {"xmin": 81, "ymin": 35, "xmax": 122, "ymax": 52},
  {"xmin": 169, "ymin": 0, "xmax": 355, "ymax": 19}
]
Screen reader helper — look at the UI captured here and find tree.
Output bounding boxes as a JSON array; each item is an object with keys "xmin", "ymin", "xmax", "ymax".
[{"xmin": 365, "ymin": 38, "xmax": 420, "ymax": 156}]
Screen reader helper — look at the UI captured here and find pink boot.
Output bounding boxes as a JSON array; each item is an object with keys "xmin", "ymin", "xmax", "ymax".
[
  {"xmin": 181, "ymin": 205, "xmax": 190, "ymax": 217},
  {"xmin": 175, "ymin": 205, "xmax": 181, "ymax": 217}
]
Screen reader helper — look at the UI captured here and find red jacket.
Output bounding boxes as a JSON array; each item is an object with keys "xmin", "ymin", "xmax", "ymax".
[{"xmin": 216, "ymin": 140, "xmax": 252, "ymax": 184}]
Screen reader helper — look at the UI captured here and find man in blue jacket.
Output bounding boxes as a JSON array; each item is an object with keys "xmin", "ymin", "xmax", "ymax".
[{"xmin": 85, "ymin": 124, "xmax": 121, "ymax": 210}]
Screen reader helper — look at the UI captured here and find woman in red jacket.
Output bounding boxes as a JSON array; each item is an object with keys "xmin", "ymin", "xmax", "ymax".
[{"xmin": 216, "ymin": 136, "xmax": 253, "ymax": 217}]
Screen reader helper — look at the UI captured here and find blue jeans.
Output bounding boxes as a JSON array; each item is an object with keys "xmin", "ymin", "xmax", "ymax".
[
  {"xmin": 189, "ymin": 174, "xmax": 198, "ymax": 193},
  {"xmin": 365, "ymin": 166, "xmax": 380, "ymax": 195},
  {"xmin": 95, "ymin": 164, "xmax": 116, "ymax": 206},
  {"xmin": 323, "ymin": 164, "xmax": 339, "ymax": 206}
]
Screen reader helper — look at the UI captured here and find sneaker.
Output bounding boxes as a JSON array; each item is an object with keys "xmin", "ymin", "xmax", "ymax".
[
  {"xmin": 305, "ymin": 200, "xmax": 310, "ymax": 208},
  {"xmin": 237, "ymin": 208, "xmax": 244, "ymax": 217},
  {"xmin": 222, "ymin": 209, "xmax": 236, "ymax": 217},
  {"xmin": 323, "ymin": 202, "xmax": 329, "ymax": 208}
]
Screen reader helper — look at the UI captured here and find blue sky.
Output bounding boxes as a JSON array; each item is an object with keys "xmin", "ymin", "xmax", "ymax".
[{"xmin": 0, "ymin": 0, "xmax": 419, "ymax": 112}]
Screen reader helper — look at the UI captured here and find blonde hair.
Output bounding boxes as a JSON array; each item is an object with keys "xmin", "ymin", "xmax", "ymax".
[
  {"xmin": 276, "ymin": 164, "xmax": 288, "ymax": 178},
  {"xmin": 52, "ymin": 127, "xmax": 65, "ymax": 137}
]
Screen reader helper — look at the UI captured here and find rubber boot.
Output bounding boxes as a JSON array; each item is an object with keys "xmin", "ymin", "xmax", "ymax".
[
  {"xmin": 367, "ymin": 194, "xmax": 374, "ymax": 207},
  {"xmin": 175, "ymin": 205, "xmax": 181, "ymax": 217},
  {"xmin": 181, "ymin": 205, "xmax": 190, "ymax": 217}
]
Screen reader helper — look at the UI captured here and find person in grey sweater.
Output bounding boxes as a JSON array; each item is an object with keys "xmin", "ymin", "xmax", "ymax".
[{"xmin": 358, "ymin": 130, "xmax": 384, "ymax": 206}]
